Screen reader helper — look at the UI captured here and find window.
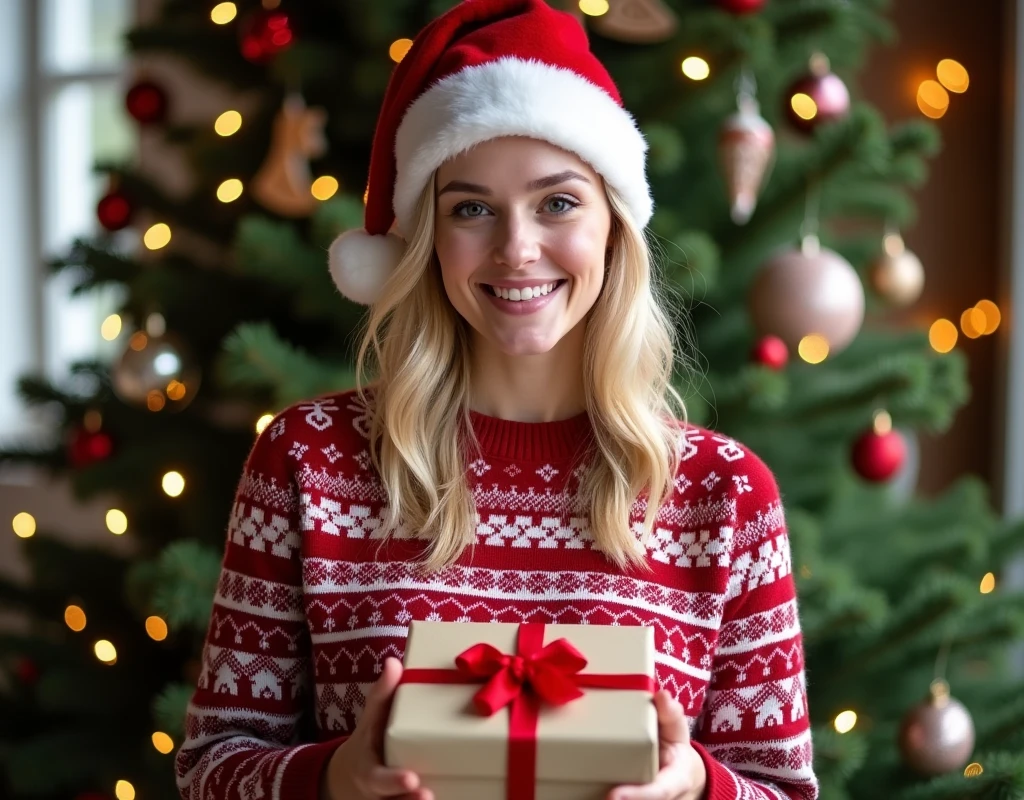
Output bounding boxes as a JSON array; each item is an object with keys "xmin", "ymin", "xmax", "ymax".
[{"xmin": 0, "ymin": 0, "xmax": 133, "ymax": 441}]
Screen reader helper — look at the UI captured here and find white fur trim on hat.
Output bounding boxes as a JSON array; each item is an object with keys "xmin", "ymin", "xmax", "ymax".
[
  {"xmin": 328, "ymin": 229, "xmax": 406, "ymax": 305},
  {"xmin": 393, "ymin": 57, "xmax": 652, "ymax": 238}
]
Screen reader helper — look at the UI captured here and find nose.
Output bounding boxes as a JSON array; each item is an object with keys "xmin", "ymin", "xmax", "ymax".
[{"xmin": 493, "ymin": 210, "xmax": 541, "ymax": 269}]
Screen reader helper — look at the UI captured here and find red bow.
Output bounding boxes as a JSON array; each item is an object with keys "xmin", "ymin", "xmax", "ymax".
[{"xmin": 454, "ymin": 636, "xmax": 587, "ymax": 715}]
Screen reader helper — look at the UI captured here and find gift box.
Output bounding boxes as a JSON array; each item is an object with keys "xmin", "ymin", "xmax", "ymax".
[{"xmin": 385, "ymin": 620, "xmax": 659, "ymax": 800}]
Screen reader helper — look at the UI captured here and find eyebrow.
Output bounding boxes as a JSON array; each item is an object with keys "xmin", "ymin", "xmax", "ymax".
[{"xmin": 437, "ymin": 170, "xmax": 592, "ymax": 196}]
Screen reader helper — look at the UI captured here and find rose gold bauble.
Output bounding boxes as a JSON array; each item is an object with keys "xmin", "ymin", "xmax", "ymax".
[
  {"xmin": 748, "ymin": 240, "xmax": 865, "ymax": 355},
  {"xmin": 719, "ymin": 99, "xmax": 775, "ymax": 224},
  {"xmin": 589, "ymin": 0, "xmax": 678, "ymax": 43},
  {"xmin": 869, "ymin": 237, "xmax": 924, "ymax": 307},
  {"xmin": 898, "ymin": 680, "xmax": 975, "ymax": 776}
]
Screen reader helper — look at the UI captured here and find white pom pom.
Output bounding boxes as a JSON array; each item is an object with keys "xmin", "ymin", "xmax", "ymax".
[{"xmin": 327, "ymin": 229, "xmax": 406, "ymax": 306}]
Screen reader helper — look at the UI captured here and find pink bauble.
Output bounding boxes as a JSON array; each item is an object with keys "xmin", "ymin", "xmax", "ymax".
[
  {"xmin": 784, "ymin": 72, "xmax": 850, "ymax": 133},
  {"xmin": 751, "ymin": 335, "xmax": 788, "ymax": 369},
  {"xmin": 748, "ymin": 245, "xmax": 865, "ymax": 355}
]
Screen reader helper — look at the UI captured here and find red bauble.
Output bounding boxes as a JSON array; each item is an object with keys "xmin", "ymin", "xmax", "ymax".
[
  {"xmin": 239, "ymin": 9, "xmax": 294, "ymax": 64},
  {"xmin": 96, "ymin": 189, "xmax": 133, "ymax": 231},
  {"xmin": 751, "ymin": 335, "xmax": 788, "ymax": 370},
  {"xmin": 125, "ymin": 79, "xmax": 168, "ymax": 125},
  {"xmin": 851, "ymin": 428, "xmax": 906, "ymax": 482},
  {"xmin": 67, "ymin": 426, "xmax": 114, "ymax": 469},
  {"xmin": 717, "ymin": 0, "xmax": 764, "ymax": 12},
  {"xmin": 14, "ymin": 657, "xmax": 39, "ymax": 685},
  {"xmin": 784, "ymin": 70, "xmax": 850, "ymax": 134}
]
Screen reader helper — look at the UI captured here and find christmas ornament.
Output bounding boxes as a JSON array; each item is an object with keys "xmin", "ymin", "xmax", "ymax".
[
  {"xmin": 748, "ymin": 236, "xmax": 865, "ymax": 356},
  {"xmin": 239, "ymin": 8, "xmax": 294, "ymax": 64},
  {"xmin": 898, "ymin": 679, "xmax": 975, "ymax": 776},
  {"xmin": 719, "ymin": 75, "xmax": 775, "ymax": 224},
  {"xmin": 717, "ymin": 0, "xmax": 764, "ymax": 13},
  {"xmin": 14, "ymin": 657, "xmax": 39, "ymax": 685},
  {"xmin": 112, "ymin": 329, "xmax": 200, "ymax": 412},
  {"xmin": 751, "ymin": 335, "xmax": 788, "ymax": 370},
  {"xmin": 868, "ymin": 232, "xmax": 925, "ymax": 307},
  {"xmin": 851, "ymin": 413, "xmax": 906, "ymax": 482},
  {"xmin": 67, "ymin": 426, "xmax": 115, "ymax": 468},
  {"xmin": 590, "ymin": 0, "xmax": 678, "ymax": 44},
  {"xmin": 251, "ymin": 93, "xmax": 328, "ymax": 217},
  {"xmin": 125, "ymin": 79, "xmax": 169, "ymax": 125},
  {"xmin": 784, "ymin": 53, "xmax": 850, "ymax": 134},
  {"xmin": 96, "ymin": 186, "xmax": 133, "ymax": 232}
]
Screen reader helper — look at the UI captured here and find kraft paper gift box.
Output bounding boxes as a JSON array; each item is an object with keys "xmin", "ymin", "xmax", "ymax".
[{"xmin": 384, "ymin": 620, "xmax": 659, "ymax": 800}]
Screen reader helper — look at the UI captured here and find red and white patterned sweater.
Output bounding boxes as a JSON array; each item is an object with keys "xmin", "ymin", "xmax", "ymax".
[{"xmin": 175, "ymin": 388, "xmax": 818, "ymax": 800}]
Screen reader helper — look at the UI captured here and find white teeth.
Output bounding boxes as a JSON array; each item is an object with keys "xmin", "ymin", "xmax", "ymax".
[{"xmin": 487, "ymin": 281, "xmax": 560, "ymax": 301}]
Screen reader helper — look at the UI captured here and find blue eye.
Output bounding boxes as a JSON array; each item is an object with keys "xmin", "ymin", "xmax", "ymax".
[
  {"xmin": 546, "ymin": 196, "xmax": 580, "ymax": 214},
  {"xmin": 452, "ymin": 201, "xmax": 489, "ymax": 218}
]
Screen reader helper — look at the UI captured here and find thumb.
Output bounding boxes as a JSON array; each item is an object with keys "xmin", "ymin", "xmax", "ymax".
[
  {"xmin": 360, "ymin": 657, "xmax": 404, "ymax": 738},
  {"xmin": 654, "ymin": 690, "xmax": 690, "ymax": 744}
]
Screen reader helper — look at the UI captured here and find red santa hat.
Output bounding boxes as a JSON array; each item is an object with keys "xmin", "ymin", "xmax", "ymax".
[{"xmin": 328, "ymin": 0, "xmax": 653, "ymax": 306}]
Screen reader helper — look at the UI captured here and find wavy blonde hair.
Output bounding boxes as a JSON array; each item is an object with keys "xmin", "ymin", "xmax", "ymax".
[{"xmin": 353, "ymin": 167, "xmax": 690, "ymax": 574}]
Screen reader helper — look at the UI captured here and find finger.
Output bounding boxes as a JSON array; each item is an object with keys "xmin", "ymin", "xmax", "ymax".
[
  {"xmin": 363, "ymin": 765, "xmax": 420, "ymax": 796},
  {"xmin": 654, "ymin": 690, "xmax": 690, "ymax": 745},
  {"xmin": 361, "ymin": 658, "xmax": 404, "ymax": 737},
  {"xmin": 607, "ymin": 763, "xmax": 688, "ymax": 800}
]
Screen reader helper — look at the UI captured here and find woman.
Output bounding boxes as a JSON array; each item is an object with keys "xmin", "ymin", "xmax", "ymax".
[{"xmin": 174, "ymin": 2, "xmax": 818, "ymax": 800}]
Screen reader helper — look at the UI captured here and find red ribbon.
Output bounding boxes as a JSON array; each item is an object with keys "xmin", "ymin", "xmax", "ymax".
[{"xmin": 398, "ymin": 622, "xmax": 657, "ymax": 800}]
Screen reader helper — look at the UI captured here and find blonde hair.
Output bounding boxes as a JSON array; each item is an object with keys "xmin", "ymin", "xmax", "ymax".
[{"xmin": 353, "ymin": 169, "xmax": 690, "ymax": 574}]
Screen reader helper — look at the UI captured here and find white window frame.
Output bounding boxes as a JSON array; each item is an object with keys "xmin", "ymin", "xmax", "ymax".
[{"xmin": 0, "ymin": 0, "xmax": 131, "ymax": 443}]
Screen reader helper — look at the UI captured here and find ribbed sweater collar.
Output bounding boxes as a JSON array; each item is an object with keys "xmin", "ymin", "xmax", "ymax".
[{"xmin": 467, "ymin": 408, "xmax": 594, "ymax": 462}]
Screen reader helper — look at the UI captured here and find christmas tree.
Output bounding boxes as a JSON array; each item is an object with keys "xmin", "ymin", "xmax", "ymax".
[{"xmin": 2, "ymin": 1, "xmax": 1023, "ymax": 799}]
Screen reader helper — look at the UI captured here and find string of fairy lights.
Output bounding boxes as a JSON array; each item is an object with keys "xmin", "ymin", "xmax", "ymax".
[{"xmin": 3, "ymin": 1, "xmax": 1005, "ymax": 791}]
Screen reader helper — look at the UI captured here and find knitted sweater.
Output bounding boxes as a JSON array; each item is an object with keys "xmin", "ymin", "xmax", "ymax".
[{"xmin": 175, "ymin": 388, "xmax": 818, "ymax": 800}]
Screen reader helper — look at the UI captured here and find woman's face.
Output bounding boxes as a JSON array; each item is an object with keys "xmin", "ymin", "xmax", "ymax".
[{"xmin": 434, "ymin": 136, "xmax": 612, "ymax": 357}]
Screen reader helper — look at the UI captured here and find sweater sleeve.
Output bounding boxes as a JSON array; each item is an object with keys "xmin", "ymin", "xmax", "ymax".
[
  {"xmin": 174, "ymin": 411, "xmax": 343, "ymax": 800},
  {"xmin": 691, "ymin": 442, "xmax": 819, "ymax": 800}
]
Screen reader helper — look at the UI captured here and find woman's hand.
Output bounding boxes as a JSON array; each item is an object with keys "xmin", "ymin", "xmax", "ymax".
[
  {"xmin": 320, "ymin": 657, "xmax": 433, "ymax": 800},
  {"xmin": 606, "ymin": 689, "xmax": 708, "ymax": 800}
]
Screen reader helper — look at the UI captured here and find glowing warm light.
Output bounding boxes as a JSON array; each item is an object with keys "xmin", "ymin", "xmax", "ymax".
[
  {"xmin": 790, "ymin": 93, "xmax": 818, "ymax": 121},
  {"xmin": 101, "ymin": 314, "xmax": 122, "ymax": 341},
  {"xmin": 929, "ymin": 318, "xmax": 958, "ymax": 353},
  {"xmin": 917, "ymin": 80, "xmax": 949, "ymax": 119},
  {"xmin": 162, "ymin": 471, "xmax": 185, "ymax": 497},
  {"xmin": 980, "ymin": 572, "xmax": 996, "ymax": 594},
  {"xmin": 215, "ymin": 110, "xmax": 242, "ymax": 136},
  {"xmin": 960, "ymin": 307, "xmax": 986, "ymax": 339},
  {"xmin": 937, "ymin": 59, "xmax": 969, "ymax": 93},
  {"xmin": 964, "ymin": 762, "xmax": 984, "ymax": 777},
  {"xmin": 389, "ymin": 38, "xmax": 413, "ymax": 63},
  {"xmin": 147, "ymin": 391, "xmax": 166, "ymax": 412},
  {"xmin": 65, "ymin": 605, "xmax": 87, "ymax": 632},
  {"xmin": 152, "ymin": 731, "xmax": 175, "ymax": 754},
  {"xmin": 681, "ymin": 57, "xmax": 710, "ymax": 81},
  {"xmin": 144, "ymin": 223, "xmax": 172, "ymax": 250},
  {"xmin": 115, "ymin": 780, "xmax": 136, "ymax": 800},
  {"xmin": 311, "ymin": 176, "xmax": 339, "ymax": 201},
  {"xmin": 256, "ymin": 414, "xmax": 275, "ymax": 434},
  {"xmin": 798, "ymin": 334, "xmax": 829, "ymax": 364},
  {"xmin": 363, "ymin": 186, "xmax": 369, "ymax": 204},
  {"xmin": 210, "ymin": 2, "xmax": 237, "ymax": 24},
  {"xmin": 95, "ymin": 639, "xmax": 118, "ymax": 664},
  {"xmin": 146, "ymin": 616, "xmax": 169, "ymax": 641},
  {"xmin": 106, "ymin": 509, "xmax": 128, "ymax": 535},
  {"xmin": 166, "ymin": 380, "xmax": 187, "ymax": 401},
  {"xmin": 579, "ymin": 0, "xmax": 610, "ymax": 15},
  {"xmin": 217, "ymin": 178, "xmax": 243, "ymax": 203},
  {"xmin": 12, "ymin": 512, "xmax": 36, "ymax": 538},
  {"xmin": 834, "ymin": 710, "xmax": 857, "ymax": 733},
  {"xmin": 129, "ymin": 331, "xmax": 148, "ymax": 351},
  {"xmin": 974, "ymin": 299, "xmax": 1001, "ymax": 334},
  {"xmin": 873, "ymin": 410, "xmax": 892, "ymax": 436}
]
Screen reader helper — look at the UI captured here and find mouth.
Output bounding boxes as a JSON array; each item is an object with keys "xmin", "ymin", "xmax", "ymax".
[{"xmin": 478, "ymin": 279, "xmax": 568, "ymax": 299}]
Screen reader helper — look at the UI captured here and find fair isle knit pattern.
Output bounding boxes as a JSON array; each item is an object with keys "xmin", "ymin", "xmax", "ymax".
[{"xmin": 175, "ymin": 388, "xmax": 819, "ymax": 800}]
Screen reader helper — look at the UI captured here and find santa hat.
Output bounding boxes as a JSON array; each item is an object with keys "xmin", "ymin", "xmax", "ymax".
[{"xmin": 328, "ymin": 0, "xmax": 653, "ymax": 306}]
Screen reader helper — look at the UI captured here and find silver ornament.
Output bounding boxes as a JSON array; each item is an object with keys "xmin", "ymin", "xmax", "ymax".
[
  {"xmin": 112, "ymin": 331, "xmax": 201, "ymax": 412},
  {"xmin": 898, "ymin": 680, "xmax": 975, "ymax": 776}
]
